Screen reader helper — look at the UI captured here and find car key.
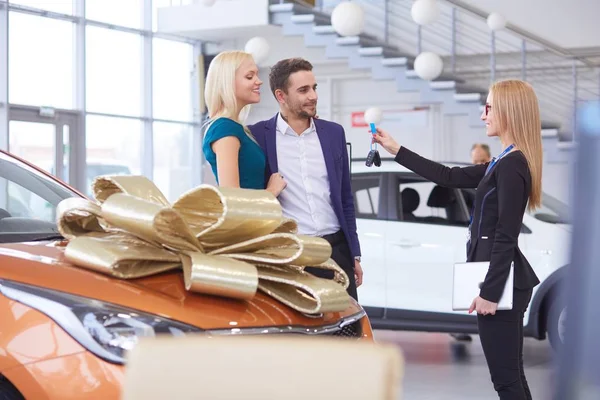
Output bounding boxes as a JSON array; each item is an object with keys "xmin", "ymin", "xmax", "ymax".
[
  {"xmin": 365, "ymin": 122, "xmax": 381, "ymax": 167},
  {"xmin": 365, "ymin": 149, "xmax": 377, "ymax": 167},
  {"xmin": 373, "ymin": 149, "xmax": 381, "ymax": 167}
]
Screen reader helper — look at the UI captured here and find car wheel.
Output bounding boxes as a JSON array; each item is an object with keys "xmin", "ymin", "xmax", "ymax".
[
  {"xmin": 0, "ymin": 377, "xmax": 24, "ymax": 400},
  {"xmin": 546, "ymin": 296, "xmax": 567, "ymax": 353}
]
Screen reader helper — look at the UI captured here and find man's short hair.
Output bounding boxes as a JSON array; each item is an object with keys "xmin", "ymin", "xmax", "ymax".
[
  {"xmin": 269, "ymin": 58, "xmax": 313, "ymax": 98},
  {"xmin": 471, "ymin": 143, "xmax": 491, "ymax": 158}
]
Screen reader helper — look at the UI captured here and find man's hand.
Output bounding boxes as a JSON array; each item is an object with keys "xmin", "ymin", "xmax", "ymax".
[
  {"xmin": 468, "ymin": 296, "xmax": 498, "ymax": 315},
  {"xmin": 354, "ymin": 260, "xmax": 363, "ymax": 287}
]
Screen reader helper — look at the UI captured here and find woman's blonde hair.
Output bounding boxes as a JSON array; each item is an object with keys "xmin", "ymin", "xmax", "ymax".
[
  {"xmin": 490, "ymin": 79, "xmax": 543, "ymax": 210},
  {"xmin": 204, "ymin": 50, "xmax": 256, "ymax": 138}
]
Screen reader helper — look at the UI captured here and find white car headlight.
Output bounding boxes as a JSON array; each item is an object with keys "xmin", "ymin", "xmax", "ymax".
[{"xmin": 0, "ymin": 279, "xmax": 202, "ymax": 364}]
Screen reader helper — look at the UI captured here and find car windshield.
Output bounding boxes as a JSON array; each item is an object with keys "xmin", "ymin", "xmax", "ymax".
[
  {"xmin": 0, "ymin": 152, "xmax": 79, "ymax": 243},
  {"xmin": 528, "ymin": 193, "xmax": 570, "ymax": 224}
]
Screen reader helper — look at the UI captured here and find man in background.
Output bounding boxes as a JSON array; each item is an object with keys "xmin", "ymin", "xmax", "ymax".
[{"xmin": 470, "ymin": 143, "xmax": 492, "ymax": 165}]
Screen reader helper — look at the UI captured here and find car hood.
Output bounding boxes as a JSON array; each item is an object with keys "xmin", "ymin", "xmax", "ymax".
[{"xmin": 0, "ymin": 241, "xmax": 362, "ymax": 330}]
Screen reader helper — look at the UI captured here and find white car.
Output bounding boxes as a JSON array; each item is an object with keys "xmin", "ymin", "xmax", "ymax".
[{"xmin": 352, "ymin": 159, "xmax": 570, "ymax": 351}]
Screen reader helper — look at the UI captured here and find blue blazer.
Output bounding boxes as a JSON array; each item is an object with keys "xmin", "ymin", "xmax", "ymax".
[{"xmin": 248, "ymin": 114, "xmax": 361, "ymax": 258}]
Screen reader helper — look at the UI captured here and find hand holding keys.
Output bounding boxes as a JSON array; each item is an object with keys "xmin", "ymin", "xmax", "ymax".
[{"xmin": 366, "ymin": 122, "xmax": 381, "ymax": 167}]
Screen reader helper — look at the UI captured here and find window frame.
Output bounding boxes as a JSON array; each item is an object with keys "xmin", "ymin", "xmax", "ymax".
[
  {"xmin": 1, "ymin": 2, "xmax": 202, "ymax": 194},
  {"xmin": 391, "ymin": 172, "xmax": 472, "ymax": 227},
  {"xmin": 351, "ymin": 172, "xmax": 386, "ymax": 220}
]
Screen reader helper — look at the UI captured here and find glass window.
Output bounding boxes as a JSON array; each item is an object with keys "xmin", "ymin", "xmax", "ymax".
[
  {"xmin": 0, "ymin": 152, "xmax": 77, "ymax": 242},
  {"xmin": 153, "ymin": 38, "xmax": 194, "ymax": 122},
  {"xmin": 527, "ymin": 193, "xmax": 571, "ymax": 224},
  {"xmin": 355, "ymin": 189, "xmax": 371, "ymax": 214},
  {"xmin": 8, "ymin": 0, "xmax": 73, "ymax": 15},
  {"xmin": 85, "ymin": 115, "xmax": 142, "ymax": 197},
  {"xmin": 8, "ymin": 12, "xmax": 73, "ymax": 108},
  {"xmin": 8, "ymin": 120, "xmax": 56, "ymax": 175},
  {"xmin": 399, "ymin": 181, "xmax": 443, "ymax": 220},
  {"xmin": 86, "ymin": 26, "xmax": 142, "ymax": 117},
  {"xmin": 351, "ymin": 175, "xmax": 381, "ymax": 219},
  {"xmin": 86, "ymin": 0, "xmax": 143, "ymax": 29},
  {"xmin": 153, "ymin": 122, "xmax": 193, "ymax": 202},
  {"xmin": 399, "ymin": 181, "xmax": 469, "ymax": 226}
]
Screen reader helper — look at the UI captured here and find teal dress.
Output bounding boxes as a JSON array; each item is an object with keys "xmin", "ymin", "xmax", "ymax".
[{"xmin": 203, "ymin": 117, "xmax": 266, "ymax": 190}]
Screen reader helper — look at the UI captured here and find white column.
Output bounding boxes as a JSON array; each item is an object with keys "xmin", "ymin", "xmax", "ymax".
[
  {"xmin": 72, "ymin": 0, "xmax": 87, "ymax": 191},
  {"xmin": 0, "ymin": 1, "xmax": 8, "ymax": 151},
  {"xmin": 0, "ymin": 0, "xmax": 8, "ymax": 209},
  {"xmin": 191, "ymin": 41, "xmax": 204, "ymax": 186},
  {"xmin": 142, "ymin": 0, "xmax": 154, "ymax": 180}
]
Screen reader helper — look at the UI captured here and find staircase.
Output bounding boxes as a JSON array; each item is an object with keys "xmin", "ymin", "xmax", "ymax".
[{"xmin": 268, "ymin": 0, "xmax": 595, "ymax": 164}]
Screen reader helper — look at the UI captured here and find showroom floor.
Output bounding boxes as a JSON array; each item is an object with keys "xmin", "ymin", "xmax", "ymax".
[{"xmin": 374, "ymin": 330, "xmax": 555, "ymax": 399}]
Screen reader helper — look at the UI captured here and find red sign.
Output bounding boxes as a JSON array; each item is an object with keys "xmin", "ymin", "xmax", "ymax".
[{"xmin": 351, "ymin": 112, "xmax": 368, "ymax": 127}]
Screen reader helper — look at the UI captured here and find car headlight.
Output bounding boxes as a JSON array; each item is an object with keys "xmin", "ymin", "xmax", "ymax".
[{"xmin": 0, "ymin": 279, "xmax": 202, "ymax": 364}]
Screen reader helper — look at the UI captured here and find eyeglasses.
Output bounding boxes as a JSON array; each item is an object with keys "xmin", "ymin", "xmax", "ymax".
[{"xmin": 485, "ymin": 104, "xmax": 492, "ymax": 116}]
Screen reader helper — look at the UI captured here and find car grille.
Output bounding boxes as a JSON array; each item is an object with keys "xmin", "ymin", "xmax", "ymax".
[
  {"xmin": 204, "ymin": 312, "xmax": 366, "ymax": 338},
  {"xmin": 328, "ymin": 320, "xmax": 362, "ymax": 339}
]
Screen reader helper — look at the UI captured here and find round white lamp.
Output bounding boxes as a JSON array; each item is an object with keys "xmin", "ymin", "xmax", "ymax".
[
  {"xmin": 198, "ymin": 0, "xmax": 217, "ymax": 6},
  {"xmin": 411, "ymin": 0, "xmax": 441, "ymax": 26},
  {"xmin": 364, "ymin": 107, "xmax": 383, "ymax": 125},
  {"xmin": 414, "ymin": 52, "xmax": 444, "ymax": 81},
  {"xmin": 487, "ymin": 12, "xmax": 507, "ymax": 31},
  {"xmin": 331, "ymin": 1, "xmax": 365, "ymax": 37},
  {"xmin": 245, "ymin": 37, "xmax": 270, "ymax": 65}
]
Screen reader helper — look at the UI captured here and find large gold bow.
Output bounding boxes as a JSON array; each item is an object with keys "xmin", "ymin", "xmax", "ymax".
[{"xmin": 56, "ymin": 176, "xmax": 351, "ymax": 314}]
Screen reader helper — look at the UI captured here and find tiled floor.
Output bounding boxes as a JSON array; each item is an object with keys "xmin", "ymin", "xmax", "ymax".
[{"xmin": 374, "ymin": 330, "xmax": 555, "ymax": 399}]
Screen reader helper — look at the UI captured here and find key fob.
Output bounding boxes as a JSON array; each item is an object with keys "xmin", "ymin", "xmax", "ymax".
[
  {"xmin": 365, "ymin": 149, "xmax": 377, "ymax": 167},
  {"xmin": 373, "ymin": 150, "xmax": 381, "ymax": 167}
]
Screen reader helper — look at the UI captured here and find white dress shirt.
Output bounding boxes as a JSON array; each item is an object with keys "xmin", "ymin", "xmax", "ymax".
[{"xmin": 276, "ymin": 113, "xmax": 340, "ymax": 236}]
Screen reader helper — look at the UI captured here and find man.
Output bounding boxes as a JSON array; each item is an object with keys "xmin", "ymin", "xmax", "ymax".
[
  {"xmin": 248, "ymin": 58, "xmax": 363, "ymax": 300},
  {"xmin": 471, "ymin": 143, "xmax": 492, "ymax": 165}
]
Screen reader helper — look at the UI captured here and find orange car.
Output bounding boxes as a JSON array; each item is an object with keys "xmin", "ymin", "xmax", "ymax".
[{"xmin": 0, "ymin": 150, "xmax": 373, "ymax": 399}]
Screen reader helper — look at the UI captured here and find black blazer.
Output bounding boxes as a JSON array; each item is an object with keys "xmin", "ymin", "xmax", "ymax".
[{"xmin": 395, "ymin": 147, "xmax": 540, "ymax": 303}]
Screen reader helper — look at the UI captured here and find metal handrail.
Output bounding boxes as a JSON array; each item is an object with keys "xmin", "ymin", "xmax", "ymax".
[
  {"xmin": 309, "ymin": 0, "xmax": 599, "ymax": 132},
  {"xmin": 442, "ymin": 0, "xmax": 593, "ymax": 65}
]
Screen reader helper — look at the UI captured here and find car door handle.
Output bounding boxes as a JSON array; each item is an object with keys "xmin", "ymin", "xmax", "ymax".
[{"xmin": 392, "ymin": 240, "xmax": 420, "ymax": 248}]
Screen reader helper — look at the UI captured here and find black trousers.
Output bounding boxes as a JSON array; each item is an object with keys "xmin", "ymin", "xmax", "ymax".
[
  {"xmin": 304, "ymin": 230, "xmax": 358, "ymax": 301},
  {"xmin": 477, "ymin": 288, "xmax": 533, "ymax": 400}
]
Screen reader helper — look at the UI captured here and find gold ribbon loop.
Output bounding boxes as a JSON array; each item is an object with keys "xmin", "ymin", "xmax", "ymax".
[
  {"xmin": 315, "ymin": 258, "xmax": 350, "ymax": 289},
  {"xmin": 210, "ymin": 233, "xmax": 332, "ymax": 267},
  {"xmin": 182, "ymin": 253, "xmax": 258, "ymax": 301},
  {"xmin": 101, "ymin": 193, "xmax": 203, "ymax": 252},
  {"xmin": 273, "ymin": 218, "xmax": 298, "ymax": 234},
  {"xmin": 56, "ymin": 198, "xmax": 106, "ymax": 240},
  {"xmin": 257, "ymin": 265, "xmax": 351, "ymax": 315},
  {"xmin": 64, "ymin": 234, "xmax": 181, "ymax": 279},
  {"xmin": 93, "ymin": 175, "xmax": 170, "ymax": 206},
  {"xmin": 56, "ymin": 175, "xmax": 351, "ymax": 314},
  {"xmin": 173, "ymin": 185, "xmax": 283, "ymax": 247}
]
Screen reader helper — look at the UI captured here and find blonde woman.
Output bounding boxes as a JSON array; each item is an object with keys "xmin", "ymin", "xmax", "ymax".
[
  {"xmin": 202, "ymin": 51, "xmax": 286, "ymax": 195},
  {"xmin": 373, "ymin": 79, "xmax": 542, "ymax": 400}
]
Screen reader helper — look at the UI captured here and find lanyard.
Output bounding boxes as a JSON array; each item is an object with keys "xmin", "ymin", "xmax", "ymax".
[
  {"xmin": 485, "ymin": 144, "xmax": 515, "ymax": 176},
  {"xmin": 468, "ymin": 144, "xmax": 515, "ymax": 228}
]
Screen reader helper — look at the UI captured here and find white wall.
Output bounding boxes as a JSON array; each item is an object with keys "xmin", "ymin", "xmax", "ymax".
[
  {"xmin": 542, "ymin": 161, "xmax": 574, "ymax": 204},
  {"xmin": 461, "ymin": 0, "xmax": 600, "ymax": 49}
]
